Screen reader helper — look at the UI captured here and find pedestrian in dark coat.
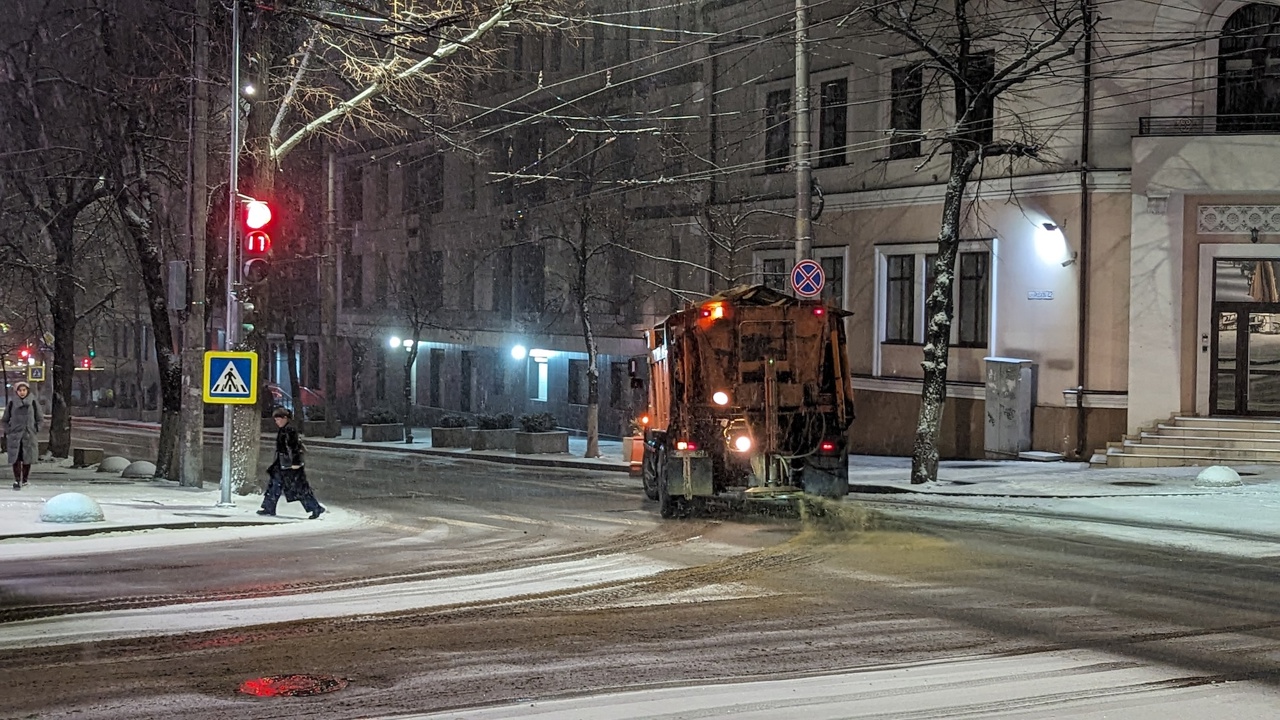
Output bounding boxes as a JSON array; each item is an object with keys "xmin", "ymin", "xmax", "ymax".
[
  {"xmin": 258, "ymin": 407, "xmax": 325, "ymax": 519},
  {"xmin": 5, "ymin": 382, "xmax": 42, "ymax": 490}
]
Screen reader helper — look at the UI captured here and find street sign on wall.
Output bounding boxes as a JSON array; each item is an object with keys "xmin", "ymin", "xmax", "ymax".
[
  {"xmin": 791, "ymin": 259, "xmax": 825, "ymax": 298},
  {"xmin": 203, "ymin": 351, "xmax": 258, "ymax": 405}
]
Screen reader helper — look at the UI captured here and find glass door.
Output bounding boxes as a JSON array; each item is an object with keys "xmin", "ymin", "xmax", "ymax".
[{"xmin": 1212, "ymin": 306, "xmax": 1280, "ymax": 415}]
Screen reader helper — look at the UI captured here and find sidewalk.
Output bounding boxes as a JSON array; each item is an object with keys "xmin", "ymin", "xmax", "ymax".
[{"xmin": 0, "ymin": 459, "xmax": 365, "ymax": 559}]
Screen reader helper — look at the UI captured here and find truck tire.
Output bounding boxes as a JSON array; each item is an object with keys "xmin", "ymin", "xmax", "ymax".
[{"xmin": 641, "ymin": 443, "xmax": 660, "ymax": 501}]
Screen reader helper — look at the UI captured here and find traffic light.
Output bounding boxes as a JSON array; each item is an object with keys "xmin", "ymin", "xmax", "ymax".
[
  {"xmin": 18, "ymin": 347, "xmax": 30, "ymax": 361},
  {"xmin": 81, "ymin": 357, "xmax": 91, "ymax": 369},
  {"xmin": 241, "ymin": 300, "xmax": 258, "ymax": 335},
  {"xmin": 240, "ymin": 198, "xmax": 273, "ymax": 285}
]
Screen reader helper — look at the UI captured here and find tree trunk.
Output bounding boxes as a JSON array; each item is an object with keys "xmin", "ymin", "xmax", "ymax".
[
  {"xmin": 402, "ymin": 341, "xmax": 417, "ymax": 442},
  {"xmin": 577, "ymin": 247, "xmax": 600, "ymax": 459},
  {"xmin": 322, "ymin": 151, "xmax": 339, "ymax": 439},
  {"xmin": 48, "ymin": 216, "xmax": 76, "ymax": 459},
  {"xmin": 350, "ymin": 339, "xmax": 366, "ymax": 439},
  {"xmin": 120, "ymin": 195, "xmax": 183, "ymax": 478},
  {"xmin": 910, "ymin": 150, "xmax": 980, "ymax": 484},
  {"xmin": 178, "ymin": 0, "xmax": 210, "ymax": 487}
]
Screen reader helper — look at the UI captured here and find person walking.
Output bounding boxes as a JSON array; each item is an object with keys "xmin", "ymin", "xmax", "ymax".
[
  {"xmin": 5, "ymin": 381, "xmax": 43, "ymax": 490},
  {"xmin": 258, "ymin": 407, "xmax": 325, "ymax": 519}
]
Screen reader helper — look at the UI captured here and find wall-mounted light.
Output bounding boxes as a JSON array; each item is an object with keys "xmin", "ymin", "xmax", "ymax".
[
  {"xmin": 1034, "ymin": 220, "xmax": 1074, "ymax": 266},
  {"xmin": 389, "ymin": 336, "xmax": 401, "ymax": 349},
  {"xmin": 511, "ymin": 345, "xmax": 528, "ymax": 360}
]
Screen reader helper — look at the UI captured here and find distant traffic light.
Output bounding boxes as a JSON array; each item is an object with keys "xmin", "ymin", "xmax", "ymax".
[
  {"xmin": 81, "ymin": 357, "xmax": 91, "ymax": 369},
  {"xmin": 18, "ymin": 347, "xmax": 30, "ymax": 361},
  {"xmin": 240, "ymin": 198, "xmax": 274, "ymax": 285}
]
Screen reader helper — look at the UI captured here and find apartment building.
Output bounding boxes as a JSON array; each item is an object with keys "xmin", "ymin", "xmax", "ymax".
[{"xmin": 322, "ymin": 0, "xmax": 1280, "ymax": 455}]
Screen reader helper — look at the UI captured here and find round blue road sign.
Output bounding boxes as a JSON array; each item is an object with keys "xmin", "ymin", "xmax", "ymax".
[{"xmin": 791, "ymin": 259, "xmax": 825, "ymax": 298}]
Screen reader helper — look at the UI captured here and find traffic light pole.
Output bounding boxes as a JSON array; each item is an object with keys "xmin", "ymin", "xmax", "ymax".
[{"xmin": 219, "ymin": 0, "xmax": 241, "ymax": 508}]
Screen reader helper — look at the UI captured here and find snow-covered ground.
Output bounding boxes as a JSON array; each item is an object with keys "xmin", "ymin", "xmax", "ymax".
[{"xmin": 383, "ymin": 648, "xmax": 1280, "ymax": 719}]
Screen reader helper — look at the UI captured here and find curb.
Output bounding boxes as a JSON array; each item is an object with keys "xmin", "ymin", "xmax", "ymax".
[{"xmin": 0, "ymin": 519, "xmax": 285, "ymax": 540}]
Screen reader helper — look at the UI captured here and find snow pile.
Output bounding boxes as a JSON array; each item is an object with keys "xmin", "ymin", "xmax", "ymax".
[
  {"xmin": 97, "ymin": 456, "xmax": 130, "ymax": 473},
  {"xmin": 1194, "ymin": 465, "xmax": 1243, "ymax": 487},
  {"xmin": 39, "ymin": 493, "xmax": 105, "ymax": 523},
  {"xmin": 121, "ymin": 460, "xmax": 156, "ymax": 478}
]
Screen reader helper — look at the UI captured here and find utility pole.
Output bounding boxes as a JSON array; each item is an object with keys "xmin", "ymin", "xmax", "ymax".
[
  {"xmin": 219, "ymin": 0, "xmax": 242, "ymax": 507},
  {"xmin": 179, "ymin": 0, "xmax": 209, "ymax": 488},
  {"xmin": 322, "ymin": 151, "xmax": 338, "ymax": 438},
  {"xmin": 793, "ymin": 0, "xmax": 813, "ymax": 265}
]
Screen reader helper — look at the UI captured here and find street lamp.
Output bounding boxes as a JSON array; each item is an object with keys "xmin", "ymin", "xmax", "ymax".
[{"xmin": 511, "ymin": 344, "xmax": 527, "ymax": 360}]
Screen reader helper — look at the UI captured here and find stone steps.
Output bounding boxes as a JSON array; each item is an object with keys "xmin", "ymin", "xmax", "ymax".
[{"xmin": 1099, "ymin": 416, "xmax": 1280, "ymax": 468}]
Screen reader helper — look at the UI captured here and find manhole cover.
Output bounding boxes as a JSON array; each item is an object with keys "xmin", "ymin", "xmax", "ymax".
[
  {"xmin": 239, "ymin": 674, "xmax": 348, "ymax": 697},
  {"xmin": 1110, "ymin": 481, "xmax": 1159, "ymax": 487}
]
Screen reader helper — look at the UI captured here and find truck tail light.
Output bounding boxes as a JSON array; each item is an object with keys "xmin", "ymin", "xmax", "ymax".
[
  {"xmin": 819, "ymin": 440, "xmax": 837, "ymax": 453},
  {"xmin": 676, "ymin": 440, "xmax": 697, "ymax": 451}
]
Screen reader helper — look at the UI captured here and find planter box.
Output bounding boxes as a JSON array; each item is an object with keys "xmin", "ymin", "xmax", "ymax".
[
  {"xmin": 303, "ymin": 420, "xmax": 340, "ymax": 438},
  {"xmin": 622, "ymin": 436, "xmax": 643, "ymax": 471},
  {"xmin": 362, "ymin": 423, "xmax": 405, "ymax": 442},
  {"xmin": 431, "ymin": 426, "xmax": 473, "ymax": 448},
  {"xmin": 470, "ymin": 428, "xmax": 515, "ymax": 451},
  {"xmin": 515, "ymin": 430, "xmax": 570, "ymax": 455}
]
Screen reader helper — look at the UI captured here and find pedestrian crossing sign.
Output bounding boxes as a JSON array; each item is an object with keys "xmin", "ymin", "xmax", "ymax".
[{"xmin": 203, "ymin": 351, "xmax": 258, "ymax": 405}]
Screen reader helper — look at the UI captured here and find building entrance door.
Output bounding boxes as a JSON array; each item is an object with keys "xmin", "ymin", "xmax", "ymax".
[{"xmin": 1211, "ymin": 258, "xmax": 1280, "ymax": 415}]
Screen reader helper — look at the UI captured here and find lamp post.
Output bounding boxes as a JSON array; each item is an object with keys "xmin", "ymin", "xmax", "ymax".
[{"xmin": 391, "ymin": 336, "xmax": 417, "ymax": 443}]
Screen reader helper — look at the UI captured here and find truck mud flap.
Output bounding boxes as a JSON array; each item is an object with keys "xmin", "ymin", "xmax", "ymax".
[
  {"xmin": 668, "ymin": 454, "xmax": 715, "ymax": 498},
  {"xmin": 799, "ymin": 456, "xmax": 849, "ymax": 499}
]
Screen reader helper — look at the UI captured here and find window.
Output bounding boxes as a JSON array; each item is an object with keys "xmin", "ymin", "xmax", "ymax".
[
  {"xmin": 527, "ymin": 358, "xmax": 548, "ymax": 402},
  {"xmin": 462, "ymin": 159, "xmax": 476, "ymax": 210},
  {"xmin": 421, "ymin": 251, "xmax": 443, "ymax": 307},
  {"xmin": 818, "ymin": 79, "xmax": 848, "ymax": 168},
  {"xmin": 343, "ymin": 165, "xmax": 363, "ymax": 224},
  {"xmin": 1218, "ymin": 4, "xmax": 1280, "ymax": 132},
  {"xmin": 964, "ymin": 53, "xmax": 995, "ymax": 145},
  {"xmin": 609, "ymin": 362, "xmax": 626, "ymax": 407},
  {"xmin": 515, "ymin": 244, "xmax": 545, "ymax": 313},
  {"xmin": 880, "ymin": 246, "xmax": 991, "ymax": 348},
  {"xmin": 957, "ymin": 252, "xmax": 990, "ymax": 347},
  {"xmin": 493, "ymin": 247, "xmax": 513, "ymax": 317},
  {"xmin": 490, "ymin": 350, "xmax": 506, "ymax": 395},
  {"xmin": 495, "ymin": 138, "xmax": 514, "ymax": 206},
  {"xmin": 889, "ymin": 65, "xmax": 923, "ymax": 160},
  {"xmin": 820, "ymin": 254, "xmax": 844, "ymax": 306},
  {"xmin": 568, "ymin": 359, "xmax": 590, "ymax": 405},
  {"xmin": 374, "ymin": 255, "xmax": 389, "ymax": 304},
  {"xmin": 764, "ymin": 89, "xmax": 791, "ymax": 173},
  {"xmin": 374, "ymin": 352, "xmax": 386, "ymax": 401},
  {"xmin": 429, "ymin": 348, "xmax": 444, "ymax": 407},
  {"xmin": 416, "ymin": 155, "xmax": 444, "ymax": 214},
  {"xmin": 761, "ymin": 258, "xmax": 788, "ymax": 292},
  {"xmin": 885, "ymin": 255, "xmax": 915, "ymax": 343},
  {"xmin": 460, "ymin": 351, "xmax": 473, "ymax": 412},
  {"xmin": 342, "ymin": 251, "xmax": 363, "ymax": 308}
]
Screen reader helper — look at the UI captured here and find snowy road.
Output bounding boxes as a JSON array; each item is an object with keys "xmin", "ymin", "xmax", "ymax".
[
  {"xmin": 6, "ymin": 425, "xmax": 1280, "ymax": 719},
  {"xmin": 394, "ymin": 649, "xmax": 1280, "ymax": 719}
]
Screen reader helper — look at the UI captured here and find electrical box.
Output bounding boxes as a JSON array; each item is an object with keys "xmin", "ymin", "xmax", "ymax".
[{"xmin": 984, "ymin": 357, "xmax": 1035, "ymax": 459}]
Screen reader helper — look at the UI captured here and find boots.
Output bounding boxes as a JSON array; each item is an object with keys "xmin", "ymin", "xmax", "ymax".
[{"xmin": 11, "ymin": 463, "xmax": 20, "ymax": 491}]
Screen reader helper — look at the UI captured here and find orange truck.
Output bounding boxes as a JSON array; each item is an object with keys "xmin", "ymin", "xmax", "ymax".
[{"xmin": 637, "ymin": 285, "xmax": 855, "ymax": 517}]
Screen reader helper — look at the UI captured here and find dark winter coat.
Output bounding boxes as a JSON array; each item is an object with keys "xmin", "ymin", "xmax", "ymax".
[
  {"xmin": 269, "ymin": 423, "xmax": 311, "ymax": 502},
  {"xmin": 5, "ymin": 395, "xmax": 42, "ymax": 465}
]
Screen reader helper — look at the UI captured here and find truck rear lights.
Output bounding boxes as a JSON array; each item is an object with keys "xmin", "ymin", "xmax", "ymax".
[
  {"xmin": 711, "ymin": 390, "xmax": 730, "ymax": 406},
  {"xmin": 733, "ymin": 435, "xmax": 753, "ymax": 452},
  {"xmin": 812, "ymin": 307, "xmax": 825, "ymax": 316},
  {"xmin": 699, "ymin": 301, "xmax": 728, "ymax": 322},
  {"xmin": 676, "ymin": 440, "xmax": 697, "ymax": 451},
  {"xmin": 819, "ymin": 440, "xmax": 837, "ymax": 453}
]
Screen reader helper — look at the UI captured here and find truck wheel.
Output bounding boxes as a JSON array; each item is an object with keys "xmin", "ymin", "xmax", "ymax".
[{"xmin": 641, "ymin": 444, "xmax": 660, "ymax": 501}]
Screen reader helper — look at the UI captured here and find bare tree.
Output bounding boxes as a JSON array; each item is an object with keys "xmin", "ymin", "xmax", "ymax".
[{"xmin": 851, "ymin": 0, "xmax": 1089, "ymax": 483}]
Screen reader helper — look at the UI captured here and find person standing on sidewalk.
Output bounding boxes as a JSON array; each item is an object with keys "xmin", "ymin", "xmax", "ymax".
[
  {"xmin": 258, "ymin": 407, "xmax": 325, "ymax": 519},
  {"xmin": 5, "ymin": 382, "xmax": 42, "ymax": 490}
]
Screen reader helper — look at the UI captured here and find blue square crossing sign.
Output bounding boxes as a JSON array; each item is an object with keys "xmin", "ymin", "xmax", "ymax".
[{"xmin": 203, "ymin": 351, "xmax": 258, "ymax": 405}]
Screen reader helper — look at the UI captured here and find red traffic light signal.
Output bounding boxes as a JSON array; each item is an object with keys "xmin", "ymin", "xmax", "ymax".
[
  {"xmin": 81, "ymin": 357, "xmax": 91, "ymax": 369},
  {"xmin": 244, "ymin": 200, "xmax": 272, "ymax": 229},
  {"xmin": 18, "ymin": 347, "xmax": 30, "ymax": 360},
  {"xmin": 241, "ymin": 199, "xmax": 273, "ymax": 257}
]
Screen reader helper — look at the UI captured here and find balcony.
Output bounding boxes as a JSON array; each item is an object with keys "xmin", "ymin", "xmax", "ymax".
[{"xmin": 1139, "ymin": 114, "xmax": 1280, "ymax": 136}]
